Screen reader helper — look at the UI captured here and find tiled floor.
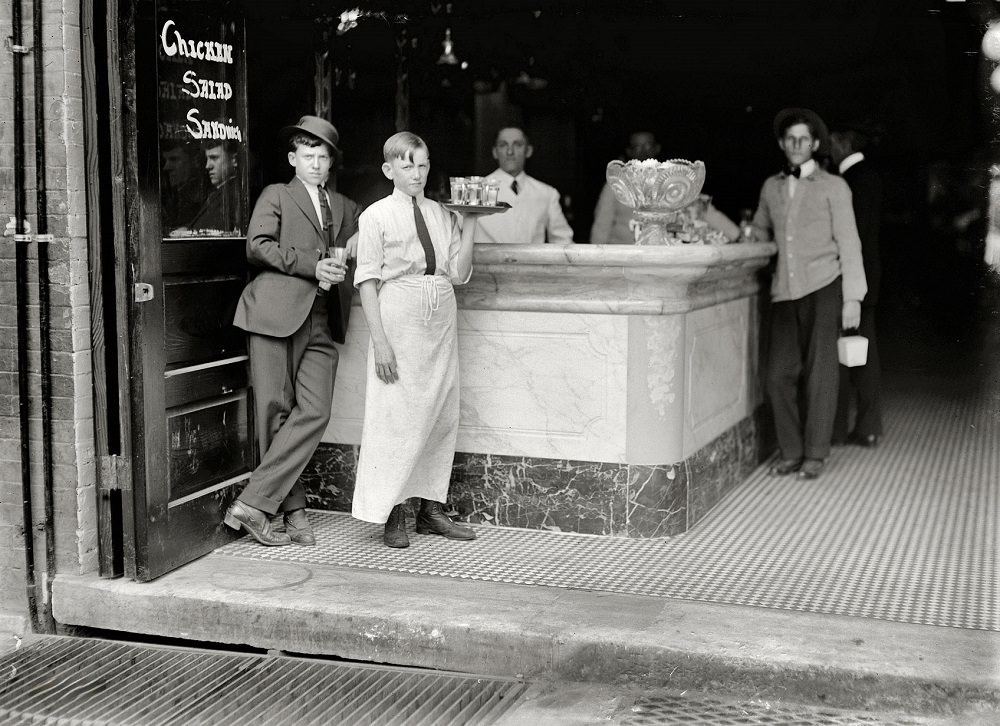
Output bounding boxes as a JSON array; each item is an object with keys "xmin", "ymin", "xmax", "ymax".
[
  {"xmin": 219, "ymin": 279, "xmax": 1000, "ymax": 634},
  {"xmin": 219, "ymin": 379, "xmax": 997, "ymax": 632}
]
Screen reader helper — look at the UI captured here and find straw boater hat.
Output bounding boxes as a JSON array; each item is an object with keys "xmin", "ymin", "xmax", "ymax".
[
  {"xmin": 772, "ymin": 107, "xmax": 829, "ymax": 152},
  {"xmin": 280, "ymin": 115, "xmax": 340, "ymax": 154}
]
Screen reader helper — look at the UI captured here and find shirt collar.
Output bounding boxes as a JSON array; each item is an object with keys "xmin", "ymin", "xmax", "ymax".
[
  {"xmin": 494, "ymin": 169, "xmax": 525, "ymax": 186},
  {"xmin": 838, "ymin": 152, "xmax": 864, "ymax": 175},
  {"xmin": 798, "ymin": 159, "xmax": 817, "ymax": 179},
  {"xmin": 391, "ymin": 187, "xmax": 424, "ymax": 204},
  {"xmin": 296, "ymin": 176, "xmax": 321, "ymax": 195}
]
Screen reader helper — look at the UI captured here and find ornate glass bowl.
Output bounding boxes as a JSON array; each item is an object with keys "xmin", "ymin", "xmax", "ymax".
[{"xmin": 606, "ymin": 158, "xmax": 706, "ymax": 211}]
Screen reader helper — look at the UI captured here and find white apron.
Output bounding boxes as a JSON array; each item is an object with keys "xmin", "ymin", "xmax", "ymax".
[{"xmin": 352, "ymin": 275, "xmax": 460, "ymax": 523}]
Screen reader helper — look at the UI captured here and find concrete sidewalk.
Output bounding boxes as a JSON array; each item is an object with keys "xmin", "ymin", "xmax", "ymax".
[{"xmin": 53, "ymin": 552, "xmax": 1000, "ymax": 719}]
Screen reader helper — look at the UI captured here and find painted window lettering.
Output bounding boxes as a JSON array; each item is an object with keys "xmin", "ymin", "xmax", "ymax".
[
  {"xmin": 181, "ymin": 70, "xmax": 234, "ymax": 101},
  {"xmin": 185, "ymin": 108, "xmax": 243, "ymax": 142},
  {"xmin": 160, "ymin": 19, "xmax": 234, "ymax": 64}
]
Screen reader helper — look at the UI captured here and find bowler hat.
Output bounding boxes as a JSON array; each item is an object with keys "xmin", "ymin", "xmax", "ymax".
[
  {"xmin": 773, "ymin": 107, "xmax": 829, "ymax": 151},
  {"xmin": 281, "ymin": 115, "xmax": 340, "ymax": 154}
]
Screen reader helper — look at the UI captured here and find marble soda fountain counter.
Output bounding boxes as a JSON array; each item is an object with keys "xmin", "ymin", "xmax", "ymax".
[{"xmin": 301, "ymin": 242, "xmax": 778, "ymax": 537}]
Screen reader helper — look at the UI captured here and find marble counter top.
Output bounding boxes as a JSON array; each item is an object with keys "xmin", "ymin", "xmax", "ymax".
[{"xmin": 459, "ymin": 242, "xmax": 777, "ymax": 314}]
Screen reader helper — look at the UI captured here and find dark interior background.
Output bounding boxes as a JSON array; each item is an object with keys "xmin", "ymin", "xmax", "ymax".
[{"xmin": 242, "ymin": 0, "xmax": 998, "ymax": 325}]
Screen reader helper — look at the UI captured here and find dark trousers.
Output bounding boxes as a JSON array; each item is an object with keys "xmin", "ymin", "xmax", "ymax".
[
  {"xmin": 833, "ymin": 304, "xmax": 882, "ymax": 441},
  {"xmin": 239, "ymin": 297, "xmax": 338, "ymax": 514},
  {"xmin": 766, "ymin": 279, "xmax": 841, "ymax": 461}
]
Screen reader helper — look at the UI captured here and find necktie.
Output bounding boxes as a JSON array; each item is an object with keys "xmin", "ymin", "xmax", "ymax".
[
  {"xmin": 783, "ymin": 165, "xmax": 801, "ymax": 179},
  {"xmin": 318, "ymin": 187, "xmax": 333, "ymax": 245},
  {"xmin": 412, "ymin": 196, "xmax": 436, "ymax": 276},
  {"xmin": 510, "ymin": 179, "xmax": 520, "ymax": 195}
]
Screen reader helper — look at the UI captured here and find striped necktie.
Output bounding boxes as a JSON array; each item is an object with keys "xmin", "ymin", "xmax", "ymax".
[{"xmin": 318, "ymin": 187, "xmax": 333, "ymax": 246}]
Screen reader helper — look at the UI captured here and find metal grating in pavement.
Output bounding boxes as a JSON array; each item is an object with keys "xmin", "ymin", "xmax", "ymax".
[
  {"xmin": 217, "ymin": 374, "xmax": 998, "ymax": 632},
  {"xmin": 0, "ymin": 636, "xmax": 529, "ymax": 726},
  {"xmin": 620, "ymin": 693, "xmax": 934, "ymax": 725}
]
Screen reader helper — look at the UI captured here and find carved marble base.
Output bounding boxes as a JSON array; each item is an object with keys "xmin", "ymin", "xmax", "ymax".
[
  {"xmin": 298, "ymin": 414, "xmax": 767, "ymax": 538},
  {"xmin": 304, "ymin": 244, "xmax": 777, "ymax": 537}
]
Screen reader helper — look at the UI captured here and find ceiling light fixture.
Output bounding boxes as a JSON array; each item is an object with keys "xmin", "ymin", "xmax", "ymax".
[{"xmin": 437, "ymin": 28, "xmax": 459, "ymax": 65}]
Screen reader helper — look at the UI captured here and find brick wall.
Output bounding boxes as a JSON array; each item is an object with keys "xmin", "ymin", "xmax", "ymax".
[
  {"xmin": 0, "ymin": 1, "xmax": 26, "ymax": 623},
  {"xmin": 0, "ymin": 0, "xmax": 98, "ymax": 626}
]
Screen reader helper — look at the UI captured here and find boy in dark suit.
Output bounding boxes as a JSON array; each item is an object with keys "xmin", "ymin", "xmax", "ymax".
[{"xmin": 225, "ymin": 116, "xmax": 361, "ymax": 546}]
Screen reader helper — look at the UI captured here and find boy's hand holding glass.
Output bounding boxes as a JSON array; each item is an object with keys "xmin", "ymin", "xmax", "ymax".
[{"xmin": 316, "ymin": 247, "xmax": 348, "ymax": 291}]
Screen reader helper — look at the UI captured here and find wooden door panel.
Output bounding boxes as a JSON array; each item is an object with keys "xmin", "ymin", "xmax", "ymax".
[
  {"xmin": 127, "ymin": 2, "xmax": 251, "ymax": 581},
  {"xmin": 161, "ymin": 238, "xmax": 246, "ymax": 276},
  {"xmin": 153, "ymin": 491, "xmax": 243, "ymax": 578},
  {"xmin": 167, "ymin": 392, "xmax": 251, "ymax": 503},
  {"xmin": 165, "ymin": 361, "xmax": 247, "ymax": 409},
  {"xmin": 163, "ymin": 277, "xmax": 245, "ymax": 366}
]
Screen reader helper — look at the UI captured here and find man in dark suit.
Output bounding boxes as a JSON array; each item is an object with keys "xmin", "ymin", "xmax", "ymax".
[
  {"xmin": 225, "ymin": 116, "xmax": 360, "ymax": 546},
  {"xmin": 830, "ymin": 123, "xmax": 883, "ymax": 448}
]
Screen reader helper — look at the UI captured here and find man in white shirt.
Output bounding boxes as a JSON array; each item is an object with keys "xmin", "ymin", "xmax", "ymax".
[
  {"xmin": 590, "ymin": 130, "xmax": 740, "ymax": 244},
  {"xmin": 590, "ymin": 131, "xmax": 660, "ymax": 245},
  {"xmin": 474, "ymin": 127, "xmax": 574, "ymax": 245}
]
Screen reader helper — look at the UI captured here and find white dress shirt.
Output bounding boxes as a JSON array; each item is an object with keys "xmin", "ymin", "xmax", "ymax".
[
  {"xmin": 297, "ymin": 176, "xmax": 328, "ymax": 227},
  {"xmin": 355, "ymin": 188, "xmax": 470, "ymax": 287},
  {"xmin": 788, "ymin": 159, "xmax": 817, "ymax": 198},
  {"xmin": 590, "ymin": 182, "xmax": 634, "ymax": 244},
  {"xmin": 473, "ymin": 169, "xmax": 574, "ymax": 245}
]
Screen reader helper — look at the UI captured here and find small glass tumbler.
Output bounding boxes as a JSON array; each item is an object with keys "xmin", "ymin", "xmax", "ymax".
[
  {"xmin": 319, "ymin": 247, "xmax": 347, "ymax": 292},
  {"xmin": 327, "ymin": 246, "xmax": 347, "ymax": 265},
  {"xmin": 484, "ymin": 178, "xmax": 501, "ymax": 206},
  {"xmin": 449, "ymin": 177, "xmax": 467, "ymax": 204},
  {"xmin": 465, "ymin": 178, "xmax": 483, "ymax": 206}
]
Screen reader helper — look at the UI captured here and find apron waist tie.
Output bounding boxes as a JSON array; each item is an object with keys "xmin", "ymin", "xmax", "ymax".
[{"xmin": 420, "ymin": 275, "xmax": 441, "ymax": 324}]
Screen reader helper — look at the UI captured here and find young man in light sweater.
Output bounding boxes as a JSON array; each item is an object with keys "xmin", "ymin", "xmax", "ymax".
[{"xmin": 750, "ymin": 108, "xmax": 867, "ymax": 480}]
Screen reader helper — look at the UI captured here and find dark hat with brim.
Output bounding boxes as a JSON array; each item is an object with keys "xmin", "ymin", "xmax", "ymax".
[
  {"xmin": 280, "ymin": 115, "xmax": 340, "ymax": 154},
  {"xmin": 773, "ymin": 107, "xmax": 829, "ymax": 151},
  {"xmin": 829, "ymin": 118, "xmax": 881, "ymax": 144}
]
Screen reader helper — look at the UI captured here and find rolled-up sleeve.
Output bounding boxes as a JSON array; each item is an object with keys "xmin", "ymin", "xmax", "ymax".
[
  {"xmin": 444, "ymin": 212, "xmax": 472, "ymax": 285},
  {"xmin": 354, "ymin": 208, "xmax": 384, "ymax": 288}
]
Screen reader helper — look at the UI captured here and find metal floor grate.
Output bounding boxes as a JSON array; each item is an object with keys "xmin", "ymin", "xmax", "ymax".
[{"xmin": 0, "ymin": 636, "xmax": 529, "ymax": 725}]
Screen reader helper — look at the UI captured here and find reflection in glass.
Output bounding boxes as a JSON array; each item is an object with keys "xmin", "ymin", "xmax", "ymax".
[
  {"xmin": 160, "ymin": 140, "xmax": 206, "ymax": 232},
  {"xmin": 179, "ymin": 140, "xmax": 245, "ymax": 236},
  {"xmin": 168, "ymin": 394, "xmax": 250, "ymax": 502},
  {"xmin": 156, "ymin": 11, "xmax": 247, "ymax": 239}
]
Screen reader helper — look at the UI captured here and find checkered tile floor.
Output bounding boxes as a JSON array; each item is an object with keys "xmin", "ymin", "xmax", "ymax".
[
  {"xmin": 218, "ymin": 363, "xmax": 997, "ymax": 631},
  {"xmin": 219, "ymin": 294, "xmax": 1000, "ymax": 633}
]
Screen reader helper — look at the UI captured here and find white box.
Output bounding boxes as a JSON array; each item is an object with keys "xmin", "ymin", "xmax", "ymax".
[{"xmin": 838, "ymin": 335, "xmax": 868, "ymax": 367}]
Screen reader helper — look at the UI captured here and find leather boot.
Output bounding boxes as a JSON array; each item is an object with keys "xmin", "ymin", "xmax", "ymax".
[
  {"xmin": 415, "ymin": 500, "xmax": 476, "ymax": 541},
  {"xmin": 383, "ymin": 504, "xmax": 410, "ymax": 549},
  {"xmin": 283, "ymin": 508, "xmax": 316, "ymax": 546},
  {"xmin": 224, "ymin": 501, "xmax": 292, "ymax": 546}
]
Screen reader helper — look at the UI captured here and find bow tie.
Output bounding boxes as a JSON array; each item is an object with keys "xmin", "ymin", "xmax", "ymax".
[{"xmin": 784, "ymin": 165, "xmax": 801, "ymax": 179}]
